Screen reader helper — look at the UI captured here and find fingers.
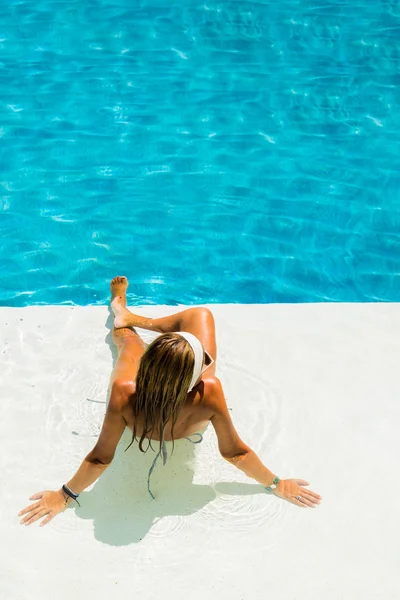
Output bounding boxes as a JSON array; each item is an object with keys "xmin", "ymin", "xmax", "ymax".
[
  {"xmin": 291, "ymin": 491, "xmax": 321, "ymax": 508},
  {"xmin": 18, "ymin": 501, "xmax": 41, "ymax": 518},
  {"xmin": 296, "ymin": 495, "xmax": 316, "ymax": 508},
  {"xmin": 39, "ymin": 514, "xmax": 55, "ymax": 527},
  {"xmin": 300, "ymin": 491, "xmax": 321, "ymax": 505},
  {"xmin": 302, "ymin": 488, "xmax": 322, "ymax": 501},
  {"xmin": 292, "ymin": 497, "xmax": 308, "ymax": 508},
  {"xmin": 293, "ymin": 480, "xmax": 323, "ymax": 501},
  {"xmin": 29, "ymin": 492, "xmax": 45, "ymax": 500},
  {"xmin": 21, "ymin": 508, "xmax": 49, "ymax": 526}
]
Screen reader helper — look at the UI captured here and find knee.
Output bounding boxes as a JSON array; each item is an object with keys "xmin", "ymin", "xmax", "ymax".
[
  {"xmin": 195, "ymin": 307, "xmax": 214, "ymax": 323},
  {"xmin": 112, "ymin": 326, "xmax": 139, "ymax": 340}
]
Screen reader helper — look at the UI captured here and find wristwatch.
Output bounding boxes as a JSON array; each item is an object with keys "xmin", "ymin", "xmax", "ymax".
[{"xmin": 265, "ymin": 476, "xmax": 281, "ymax": 491}]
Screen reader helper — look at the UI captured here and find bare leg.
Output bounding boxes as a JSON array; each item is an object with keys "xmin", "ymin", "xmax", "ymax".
[
  {"xmin": 111, "ymin": 284, "xmax": 163, "ymax": 331},
  {"xmin": 109, "ymin": 277, "xmax": 146, "ymax": 385},
  {"xmin": 111, "ymin": 276, "xmax": 216, "ymax": 373}
]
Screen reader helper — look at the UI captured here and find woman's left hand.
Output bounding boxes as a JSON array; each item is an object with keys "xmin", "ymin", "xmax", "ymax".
[
  {"xmin": 273, "ymin": 478, "xmax": 322, "ymax": 508},
  {"xmin": 18, "ymin": 489, "xmax": 70, "ymax": 527}
]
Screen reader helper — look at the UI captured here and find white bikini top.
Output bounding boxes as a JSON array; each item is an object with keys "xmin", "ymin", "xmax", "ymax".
[{"xmin": 176, "ymin": 331, "xmax": 204, "ymax": 391}]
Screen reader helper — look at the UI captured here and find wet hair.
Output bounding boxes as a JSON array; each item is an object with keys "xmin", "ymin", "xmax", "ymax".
[{"xmin": 126, "ymin": 333, "xmax": 195, "ymax": 456}]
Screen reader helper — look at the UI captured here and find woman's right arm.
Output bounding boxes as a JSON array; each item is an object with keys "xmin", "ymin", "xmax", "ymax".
[
  {"xmin": 18, "ymin": 380, "xmax": 129, "ymax": 527},
  {"xmin": 207, "ymin": 377, "xmax": 322, "ymax": 509}
]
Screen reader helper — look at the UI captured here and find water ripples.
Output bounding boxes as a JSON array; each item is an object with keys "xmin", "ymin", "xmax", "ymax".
[
  {"xmin": 192, "ymin": 358, "xmax": 285, "ymax": 535},
  {"xmin": 147, "ymin": 515, "xmax": 188, "ymax": 541},
  {"xmin": 199, "ymin": 491, "xmax": 285, "ymax": 537},
  {"xmin": 1, "ymin": 0, "xmax": 400, "ymax": 305}
]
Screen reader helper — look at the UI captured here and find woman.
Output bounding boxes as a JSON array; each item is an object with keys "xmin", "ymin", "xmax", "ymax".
[{"xmin": 19, "ymin": 276, "xmax": 322, "ymax": 526}]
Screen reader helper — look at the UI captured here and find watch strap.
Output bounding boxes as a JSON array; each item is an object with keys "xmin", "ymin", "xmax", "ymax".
[{"xmin": 265, "ymin": 476, "xmax": 281, "ymax": 491}]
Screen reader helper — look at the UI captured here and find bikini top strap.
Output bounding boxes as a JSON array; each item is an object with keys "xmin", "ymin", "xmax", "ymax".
[
  {"xmin": 184, "ymin": 432, "xmax": 204, "ymax": 444},
  {"xmin": 147, "ymin": 430, "xmax": 203, "ymax": 500}
]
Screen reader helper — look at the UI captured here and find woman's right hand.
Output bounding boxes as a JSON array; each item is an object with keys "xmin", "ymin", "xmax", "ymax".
[
  {"xmin": 18, "ymin": 489, "xmax": 70, "ymax": 527},
  {"xmin": 273, "ymin": 478, "xmax": 322, "ymax": 508}
]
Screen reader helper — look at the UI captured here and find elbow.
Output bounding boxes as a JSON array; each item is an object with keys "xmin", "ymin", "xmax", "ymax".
[
  {"xmin": 219, "ymin": 440, "xmax": 252, "ymax": 464},
  {"xmin": 86, "ymin": 451, "xmax": 113, "ymax": 468},
  {"xmin": 221, "ymin": 449, "xmax": 251, "ymax": 465}
]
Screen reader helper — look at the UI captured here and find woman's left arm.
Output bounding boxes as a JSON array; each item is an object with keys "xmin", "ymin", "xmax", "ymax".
[
  {"xmin": 208, "ymin": 377, "xmax": 322, "ymax": 509},
  {"xmin": 18, "ymin": 380, "xmax": 129, "ymax": 527}
]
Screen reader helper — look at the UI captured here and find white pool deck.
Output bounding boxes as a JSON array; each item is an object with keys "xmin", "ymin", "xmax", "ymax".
[{"xmin": 1, "ymin": 303, "xmax": 399, "ymax": 599}]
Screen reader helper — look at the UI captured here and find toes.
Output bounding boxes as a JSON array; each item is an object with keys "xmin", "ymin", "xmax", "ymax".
[{"xmin": 111, "ymin": 276, "xmax": 128, "ymax": 286}]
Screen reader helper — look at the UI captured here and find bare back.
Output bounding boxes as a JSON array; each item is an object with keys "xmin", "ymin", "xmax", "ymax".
[
  {"xmin": 92, "ymin": 290, "xmax": 249, "ymax": 469},
  {"xmin": 121, "ymin": 375, "xmax": 217, "ymax": 442},
  {"xmin": 116, "ymin": 305, "xmax": 218, "ymax": 442}
]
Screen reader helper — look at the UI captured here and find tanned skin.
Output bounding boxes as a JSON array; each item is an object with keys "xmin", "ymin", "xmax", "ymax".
[{"xmin": 18, "ymin": 277, "xmax": 322, "ymax": 527}]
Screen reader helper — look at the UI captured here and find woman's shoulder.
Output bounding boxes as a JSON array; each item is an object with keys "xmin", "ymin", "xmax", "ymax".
[
  {"xmin": 201, "ymin": 376, "xmax": 226, "ymax": 411},
  {"xmin": 110, "ymin": 378, "xmax": 136, "ymax": 410}
]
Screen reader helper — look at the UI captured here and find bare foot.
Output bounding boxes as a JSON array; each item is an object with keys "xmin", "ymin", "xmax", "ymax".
[
  {"xmin": 110, "ymin": 276, "xmax": 128, "ymax": 300},
  {"xmin": 110, "ymin": 276, "xmax": 132, "ymax": 328}
]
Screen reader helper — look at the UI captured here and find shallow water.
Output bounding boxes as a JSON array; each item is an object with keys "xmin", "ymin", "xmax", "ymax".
[
  {"xmin": 4, "ymin": 307, "xmax": 287, "ymax": 548},
  {"xmin": 1, "ymin": 1, "xmax": 400, "ymax": 305},
  {"xmin": 3, "ymin": 305, "xmax": 400, "ymax": 598}
]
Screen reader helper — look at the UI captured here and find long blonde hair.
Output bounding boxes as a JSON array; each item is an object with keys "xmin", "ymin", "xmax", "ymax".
[{"xmin": 126, "ymin": 333, "xmax": 195, "ymax": 455}]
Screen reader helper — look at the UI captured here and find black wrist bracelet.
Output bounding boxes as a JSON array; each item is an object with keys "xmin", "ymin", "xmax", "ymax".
[{"xmin": 62, "ymin": 484, "xmax": 81, "ymax": 507}]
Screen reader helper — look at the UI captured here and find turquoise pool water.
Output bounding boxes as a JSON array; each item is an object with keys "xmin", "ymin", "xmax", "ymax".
[{"xmin": 1, "ymin": 1, "xmax": 399, "ymax": 306}]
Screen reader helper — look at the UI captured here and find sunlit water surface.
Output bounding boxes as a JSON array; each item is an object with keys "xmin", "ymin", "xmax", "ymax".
[{"xmin": 1, "ymin": 1, "xmax": 400, "ymax": 305}]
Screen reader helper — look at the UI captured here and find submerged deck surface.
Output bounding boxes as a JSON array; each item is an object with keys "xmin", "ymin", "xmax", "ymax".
[{"xmin": 1, "ymin": 304, "xmax": 399, "ymax": 599}]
